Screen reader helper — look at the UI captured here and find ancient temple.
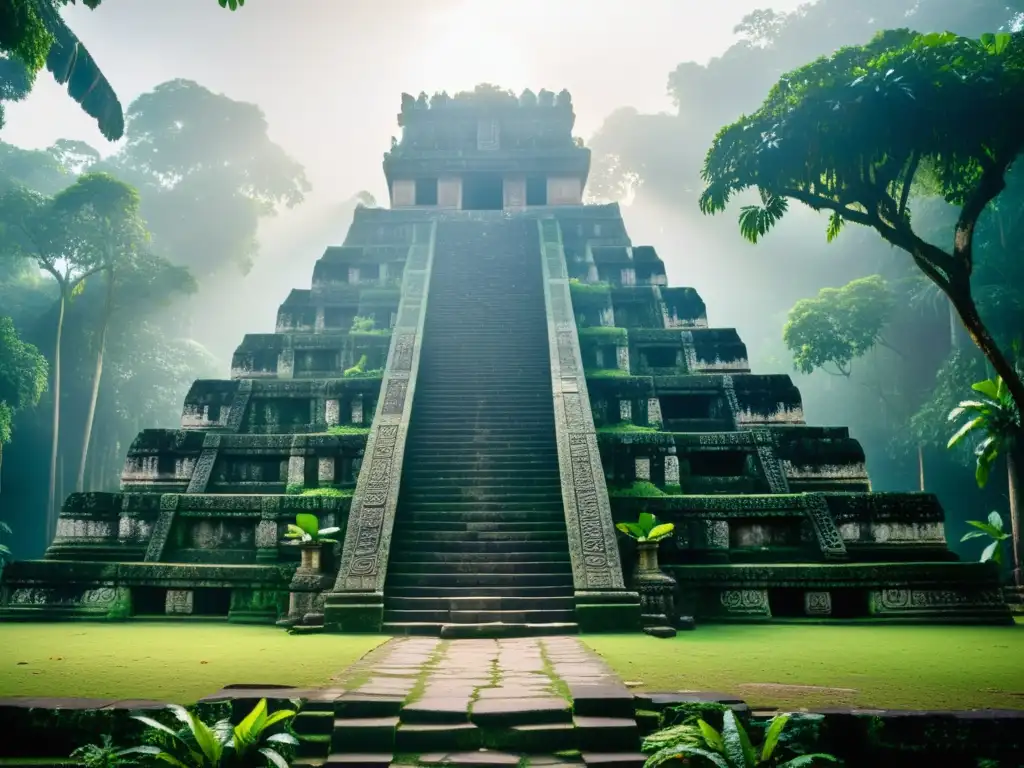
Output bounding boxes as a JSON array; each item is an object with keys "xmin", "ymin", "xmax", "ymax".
[{"xmin": 0, "ymin": 87, "xmax": 1009, "ymax": 632}]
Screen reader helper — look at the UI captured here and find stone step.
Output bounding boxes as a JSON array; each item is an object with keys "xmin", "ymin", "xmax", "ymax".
[
  {"xmin": 329, "ymin": 716, "xmax": 398, "ymax": 752},
  {"xmin": 383, "ymin": 608, "xmax": 576, "ymax": 624},
  {"xmin": 403, "ymin": 530, "xmax": 568, "ymax": 543},
  {"xmin": 405, "ymin": 446, "xmax": 559, "ymax": 457},
  {"xmin": 407, "ymin": 425, "xmax": 554, "ymax": 436},
  {"xmin": 324, "ymin": 754, "xmax": 392, "ymax": 768},
  {"xmin": 386, "ymin": 560, "xmax": 572, "ymax": 575},
  {"xmin": 387, "ymin": 572, "xmax": 573, "ymax": 588},
  {"xmin": 394, "ymin": 722, "xmax": 482, "ymax": 752},
  {"xmin": 580, "ymin": 753, "xmax": 647, "ymax": 768},
  {"xmin": 574, "ymin": 717, "xmax": 641, "ymax": 752},
  {"xmin": 386, "ymin": 595, "xmax": 576, "ymax": 611},
  {"xmin": 386, "ymin": 588, "xmax": 574, "ymax": 604},
  {"xmin": 401, "ymin": 487, "xmax": 562, "ymax": 501},
  {"xmin": 401, "ymin": 502, "xmax": 565, "ymax": 515},
  {"xmin": 333, "ymin": 694, "xmax": 405, "ymax": 718},
  {"xmin": 389, "ymin": 550, "xmax": 569, "ymax": 563},
  {"xmin": 401, "ymin": 471, "xmax": 562, "ymax": 484},
  {"xmin": 404, "ymin": 459, "xmax": 561, "ymax": 471},
  {"xmin": 397, "ymin": 521, "xmax": 568, "ymax": 533},
  {"xmin": 382, "ymin": 621, "xmax": 580, "ymax": 639}
]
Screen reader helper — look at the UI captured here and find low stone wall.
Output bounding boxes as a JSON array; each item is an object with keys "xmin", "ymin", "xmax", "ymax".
[{"xmin": 635, "ymin": 692, "xmax": 1024, "ymax": 767}]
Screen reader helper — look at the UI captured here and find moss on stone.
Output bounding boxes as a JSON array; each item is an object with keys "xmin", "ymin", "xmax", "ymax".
[
  {"xmin": 596, "ymin": 423, "xmax": 658, "ymax": 434},
  {"xmin": 326, "ymin": 425, "xmax": 371, "ymax": 436},
  {"xmin": 569, "ymin": 279, "xmax": 612, "ymax": 295},
  {"xmin": 585, "ymin": 368, "xmax": 630, "ymax": 379},
  {"xmin": 609, "ymin": 481, "xmax": 666, "ymax": 497}
]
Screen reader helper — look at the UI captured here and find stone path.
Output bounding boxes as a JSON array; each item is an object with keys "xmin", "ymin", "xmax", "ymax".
[{"xmin": 296, "ymin": 635, "xmax": 645, "ymax": 767}]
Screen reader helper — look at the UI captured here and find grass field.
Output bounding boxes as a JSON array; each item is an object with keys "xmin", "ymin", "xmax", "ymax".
[
  {"xmin": 2, "ymin": 622, "xmax": 1023, "ymax": 710},
  {"xmin": 583, "ymin": 622, "xmax": 1024, "ymax": 710},
  {"xmin": 0, "ymin": 622, "xmax": 388, "ymax": 704}
]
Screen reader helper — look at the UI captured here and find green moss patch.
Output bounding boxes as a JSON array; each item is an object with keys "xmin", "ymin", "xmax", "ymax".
[
  {"xmin": 0, "ymin": 623, "xmax": 388, "ymax": 704},
  {"xmin": 584, "ymin": 622, "xmax": 1024, "ymax": 710}
]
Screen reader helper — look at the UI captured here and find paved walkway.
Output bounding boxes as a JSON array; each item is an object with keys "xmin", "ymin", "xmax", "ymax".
[{"xmin": 323, "ymin": 636, "xmax": 643, "ymax": 766}]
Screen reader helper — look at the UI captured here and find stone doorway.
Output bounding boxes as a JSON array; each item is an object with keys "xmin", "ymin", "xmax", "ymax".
[{"xmin": 461, "ymin": 173, "xmax": 504, "ymax": 210}]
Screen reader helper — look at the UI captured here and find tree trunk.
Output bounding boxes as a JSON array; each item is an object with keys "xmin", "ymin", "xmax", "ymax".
[
  {"xmin": 46, "ymin": 291, "xmax": 67, "ymax": 543},
  {"xmin": 76, "ymin": 268, "xmax": 114, "ymax": 493},
  {"xmin": 1008, "ymin": 446, "xmax": 1023, "ymax": 589},
  {"xmin": 948, "ymin": 300, "xmax": 959, "ymax": 352},
  {"xmin": 948, "ymin": 289, "xmax": 1024, "ymax": 420}
]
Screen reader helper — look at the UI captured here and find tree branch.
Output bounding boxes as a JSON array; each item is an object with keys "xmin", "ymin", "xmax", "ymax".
[
  {"xmin": 953, "ymin": 164, "xmax": 1009, "ymax": 278},
  {"xmin": 898, "ymin": 149, "xmax": 920, "ymax": 219}
]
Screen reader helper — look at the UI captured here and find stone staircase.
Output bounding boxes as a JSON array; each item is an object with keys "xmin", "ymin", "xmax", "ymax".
[{"xmin": 383, "ymin": 218, "xmax": 577, "ymax": 638}]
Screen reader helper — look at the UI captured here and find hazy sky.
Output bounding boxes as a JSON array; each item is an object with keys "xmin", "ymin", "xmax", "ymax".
[{"xmin": 5, "ymin": 0, "xmax": 807, "ymax": 203}]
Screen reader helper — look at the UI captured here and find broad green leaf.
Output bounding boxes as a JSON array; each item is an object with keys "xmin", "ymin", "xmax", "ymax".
[
  {"xmin": 645, "ymin": 745, "xmax": 729, "ymax": 768},
  {"xmin": 971, "ymin": 379, "xmax": 1001, "ymax": 400},
  {"xmin": 720, "ymin": 710, "xmax": 751, "ymax": 768},
  {"xmin": 150, "ymin": 753, "xmax": 193, "ymax": 768},
  {"xmin": 318, "ymin": 526, "xmax": 341, "ymax": 536},
  {"xmin": 265, "ymin": 733, "xmax": 298, "ymax": 746},
  {"xmin": 295, "ymin": 513, "xmax": 320, "ymax": 537},
  {"xmin": 639, "ymin": 512, "xmax": 657, "ymax": 535},
  {"xmin": 960, "ymin": 530, "xmax": 988, "ymax": 541},
  {"xmin": 261, "ymin": 708, "xmax": 296, "ymax": 730},
  {"xmin": 193, "ymin": 715, "xmax": 225, "ymax": 764},
  {"xmin": 131, "ymin": 715, "xmax": 180, "ymax": 738},
  {"xmin": 981, "ymin": 540, "xmax": 1000, "ymax": 564},
  {"xmin": 760, "ymin": 713, "xmax": 791, "ymax": 762},
  {"xmin": 779, "ymin": 755, "xmax": 838, "ymax": 767},
  {"xmin": 965, "ymin": 519, "xmax": 1002, "ymax": 537},
  {"xmin": 986, "ymin": 511, "xmax": 1005, "ymax": 533},
  {"xmin": 647, "ymin": 523, "xmax": 675, "ymax": 541},
  {"xmin": 976, "ymin": 455, "xmax": 993, "ymax": 487},
  {"xmin": 259, "ymin": 748, "xmax": 290, "ymax": 768},
  {"xmin": 947, "ymin": 416, "xmax": 983, "ymax": 448},
  {"xmin": 696, "ymin": 719, "xmax": 725, "ymax": 753},
  {"xmin": 284, "ymin": 524, "xmax": 305, "ymax": 539}
]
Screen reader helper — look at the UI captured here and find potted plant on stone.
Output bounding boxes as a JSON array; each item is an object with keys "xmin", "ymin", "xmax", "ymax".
[
  {"xmin": 617, "ymin": 512, "xmax": 684, "ymax": 636},
  {"xmin": 282, "ymin": 513, "xmax": 340, "ymax": 574},
  {"xmin": 617, "ymin": 512, "xmax": 675, "ymax": 575}
]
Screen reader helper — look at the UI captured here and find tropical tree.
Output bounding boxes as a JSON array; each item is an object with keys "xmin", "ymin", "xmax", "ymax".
[
  {"xmin": 97, "ymin": 79, "xmax": 311, "ymax": 279},
  {"xmin": 947, "ymin": 375, "xmax": 1022, "ymax": 584},
  {"xmin": 0, "ymin": 184, "xmax": 101, "ymax": 537},
  {"xmin": 49, "ymin": 173, "xmax": 168, "ymax": 492},
  {"xmin": 0, "ymin": 0, "xmax": 247, "ymax": 138},
  {"xmin": 699, "ymin": 29, "xmax": 1024, "ymax": 427},
  {"xmin": 0, "ymin": 315, "xmax": 47, "ymax": 494},
  {"xmin": 783, "ymin": 275, "xmax": 895, "ymax": 377}
]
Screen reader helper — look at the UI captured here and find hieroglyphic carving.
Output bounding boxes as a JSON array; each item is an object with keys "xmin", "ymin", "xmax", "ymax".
[
  {"xmin": 679, "ymin": 330, "xmax": 699, "ymax": 373},
  {"xmin": 720, "ymin": 374, "xmax": 741, "ymax": 429},
  {"xmin": 720, "ymin": 588, "xmax": 770, "ymax": 615},
  {"xmin": 329, "ymin": 222, "xmax": 436, "ymax": 602},
  {"xmin": 539, "ymin": 218, "xmax": 629, "ymax": 594},
  {"xmin": 391, "ymin": 331, "xmax": 415, "ymax": 372},
  {"xmin": 186, "ymin": 433, "xmax": 221, "ymax": 493},
  {"xmin": 224, "ymin": 378, "xmax": 253, "ymax": 432},
  {"xmin": 804, "ymin": 591, "xmax": 832, "ymax": 616},
  {"xmin": 749, "ymin": 427, "xmax": 791, "ymax": 494},
  {"xmin": 802, "ymin": 492, "xmax": 848, "ymax": 559},
  {"xmin": 381, "ymin": 379, "xmax": 408, "ymax": 415},
  {"xmin": 144, "ymin": 494, "xmax": 180, "ymax": 562}
]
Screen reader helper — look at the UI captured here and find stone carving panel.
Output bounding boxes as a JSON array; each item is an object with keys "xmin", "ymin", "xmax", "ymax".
[
  {"xmin": 802, "ymin": 493, "xmax": 848, "ymax": 559},
  {"xmin": 720, "ymin": 588, "xmax": 770, "ymax": 615},
  {"xmin": 391, "ymin": 331, "xmax": 416, "ymax": 372},
  {"xmin": 804, "ymin": 591, "xmax": 832, "ymax": 616},
  {"xmin": 165, "ymin": 590, "xmax": 194, "ymax": 615},
  {"xmin": 381, "ymin": 379, "xmax": 409, "ymax": 416}
]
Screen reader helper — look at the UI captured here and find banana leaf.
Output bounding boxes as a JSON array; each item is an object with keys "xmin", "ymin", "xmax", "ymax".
[{"xmin": 36, "ymin": 0, "xmax": 124, "ymax": 140}]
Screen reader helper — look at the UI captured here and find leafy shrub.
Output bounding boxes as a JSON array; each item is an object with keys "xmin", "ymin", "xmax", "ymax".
[
  {"xmin": 283, "ymin": 513, "xmax": 340, "ymax": 544},
  {"xmin": 610, "ymin": 481, "xmax": 667, "ymax": 497},
  {"xmin": 616, "ymin": 511, "xmax": 674, "ymax": 542},
  {"xmin": 71, "ymin": 736, "xmax": 137, "ymax": 768},
  {"xmin": 350, "ymin": 316, "xmax": 375, "ymax": 332},
  {"xmin": 343, "ymin": 355, "xmax": 367, "ymax": 377},
  {"xmin": 642, "ymin": 709, "xmax": 837, "ymax": 768}
]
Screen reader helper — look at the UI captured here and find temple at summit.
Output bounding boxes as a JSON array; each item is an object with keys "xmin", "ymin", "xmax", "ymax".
[{"xmin": 0, "ymin": 87, "xmax": 1009, "ymax": 632}]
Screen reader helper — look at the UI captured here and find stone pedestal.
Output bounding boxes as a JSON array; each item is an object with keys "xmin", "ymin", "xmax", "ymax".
[
  {"xmin": 279, "ymin": 543, "xmax": 333, "ymax": 628},
  {"xmin": 632, "ymin": 541, "xmax": 681, "ymax": 637}
]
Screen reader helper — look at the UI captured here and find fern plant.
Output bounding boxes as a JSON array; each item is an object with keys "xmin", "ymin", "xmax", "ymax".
[
  {"xmin": 643, "ymin": 709, "xmax": 837, "ymax": 768},
  {"xmin": 129, "ymin": 698, "xmax": 298, "ymax": 768},
  {"xmin": 71, "ymin": 735, "xmax": 137, "ymax": 768}
]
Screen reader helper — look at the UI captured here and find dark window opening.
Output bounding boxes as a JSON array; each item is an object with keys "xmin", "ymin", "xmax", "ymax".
[
  {"xmin": 294, "ymin": 350, "xmax": 337, "ymax": 374},
  {"xmin": 192, "ymin": 588, "xmax": 231, "ymax": 617},
  {"xmin": 660, "ymin": 394, "xmax": 717, "ymax": 420},
  {"xmin": 415, "ymin": 177, "xmax": 438, "ymax": 206},
  {"xmin": 688, "ymin": 450, "xmax": 747, "ymax": 476},
  {"xmin": 157, "ymin": 453, "xmax": 176, "ymax": 476},
  {"xmin": 831, "ymin": 588, "xmax": 869, "ymax": 618},
  {"xmin": 645, "ymin": 347, "xmax": 678, "ymax": 368},
  {"xmin": 207, "ymin": 403, "xmax": 222, "ymax": 422},
  {"xmin": 221, "ymin": 458, "xmax": 283, "ymax": 482},
  {"xmin": 768, "ymin": 588, "xmax": 805, "ymax": 618},
  {"xmin": 251, "ymin": 398, "xmax": 310, "ymax": 428},
  {"xmin": 132, "ymin": 587, "xmax": 167, "ymax": 615},
  {"xmin": 324, "ymin": 308, "xmax": 356, "ymax": 330},
  {"xmin": 526, "ymin": 176, "xmax": 548, "ymax": 205},
  {"xmin": 251, "ymin": 350, "xmax": 278, "ymax": 372},
  {"xmin": 462, "ymin": 173, "xmax": 504, "ymax": 210}
]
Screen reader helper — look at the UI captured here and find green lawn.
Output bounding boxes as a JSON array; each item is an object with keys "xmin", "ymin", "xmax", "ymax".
[
  {"xmin": 0, "ymin": 623, "xmax": 388, "ymax": 704},
  {"xmin": 584, "ymin": 622, "xmax": 1024, "ymax": 711}
]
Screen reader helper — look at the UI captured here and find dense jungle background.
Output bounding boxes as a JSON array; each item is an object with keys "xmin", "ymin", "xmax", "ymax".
[{"xmin": 0, "ymin": 0, "xmax": 1021, "ymax": 561}]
